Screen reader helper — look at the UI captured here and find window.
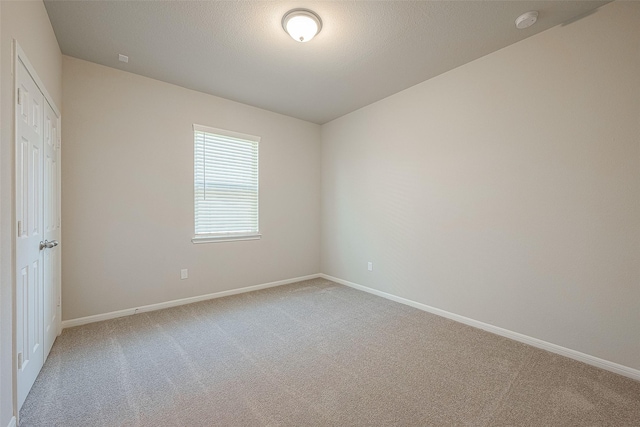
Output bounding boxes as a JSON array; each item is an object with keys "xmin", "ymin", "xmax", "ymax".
[{"xmin": 192, "ymin": 124, "xmax": 260, "ymax": 243}]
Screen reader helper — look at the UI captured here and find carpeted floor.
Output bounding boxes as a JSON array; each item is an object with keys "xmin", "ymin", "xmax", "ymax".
[{"xmin": 20, "ymin": 278, "xmax": 640, "ymax": 426}]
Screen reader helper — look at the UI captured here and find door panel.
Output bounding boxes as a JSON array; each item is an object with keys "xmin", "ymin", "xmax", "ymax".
[
  {"xmin": 16, "ymin": 59, "xmax": 45, "ymax": 410},
  {"xmin": 43, "ymin": 100, "xmax": 60, "ymax": 357}
]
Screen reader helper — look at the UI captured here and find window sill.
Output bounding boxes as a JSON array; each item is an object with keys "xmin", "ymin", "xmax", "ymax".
[{"xmin": 192, "ymin": 233, "xmax": 262, "ymax": 244}]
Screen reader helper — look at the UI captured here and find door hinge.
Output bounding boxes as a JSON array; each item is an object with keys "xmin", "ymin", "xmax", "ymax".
[
  {"xmin": 17, "ymin": 220, "xmax": 22, "ymax": 236},
  {"xmin": 17, "ymin": 88, "xmax": 21, "ymax": 105},
  {"xmin": 17, "ymin": 352, "xmax": 23, "ymax": 370}
]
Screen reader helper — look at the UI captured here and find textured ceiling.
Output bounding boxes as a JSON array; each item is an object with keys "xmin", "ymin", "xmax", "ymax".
[{"xmin": 44, "ymin": 1, "xmax": 609, "ymax": 124}]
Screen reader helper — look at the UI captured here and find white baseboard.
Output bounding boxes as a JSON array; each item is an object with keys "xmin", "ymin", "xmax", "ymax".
[
  {"xmin": 7, "ymin": 416, "xmax": 16, "ymax": 427},
  {"xmin": 62, "ymin": 273, "xmax": 321, "ymax": 329},
  {"xmin": 320, "ymin": 274, "xmax": 640, "ymax": 382},
  {"xmin": 60, "ymin": 271, "xmax": 640, "ymax": 381}
]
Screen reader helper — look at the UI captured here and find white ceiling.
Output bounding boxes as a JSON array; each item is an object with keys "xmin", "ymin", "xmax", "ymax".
[{"xmin": 44, "ymin": 1, "xmax": 609, "ymax": 124}]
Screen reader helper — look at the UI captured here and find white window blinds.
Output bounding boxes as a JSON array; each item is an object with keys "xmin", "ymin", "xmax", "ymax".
[{"xmin": 193, "ymin": 124, "xmax": 260, "ymax": 241}]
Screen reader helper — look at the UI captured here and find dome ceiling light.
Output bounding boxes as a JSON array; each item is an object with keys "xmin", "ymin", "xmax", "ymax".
[{"xmin": 282, "ymin": 9, "xmax": 322, "ymax": 43}]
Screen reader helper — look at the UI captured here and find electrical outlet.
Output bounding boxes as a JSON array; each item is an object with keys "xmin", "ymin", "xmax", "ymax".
[
  {"xmin": 180, "ymin": 269, "xmax": 188, "ymax": 280},
  {"xmin": 367, "ymin": 262, "xmax": 373, "ymax": 272}
]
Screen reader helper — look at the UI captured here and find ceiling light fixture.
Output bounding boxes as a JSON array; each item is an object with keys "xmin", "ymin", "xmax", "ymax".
[
  {"xmin": 282, "ymin": 9, "xmax": 322, "ymax": 43},
  {"xmin": 515, "ymin": 11, "xmax": 539, "ymax": 29}
]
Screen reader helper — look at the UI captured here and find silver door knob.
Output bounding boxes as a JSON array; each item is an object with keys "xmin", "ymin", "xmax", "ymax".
[{"xmin": 39, "ymin": 240, "xmax": 59, "ymax": 250}]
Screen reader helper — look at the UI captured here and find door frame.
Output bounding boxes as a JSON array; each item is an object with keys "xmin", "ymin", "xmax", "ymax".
[{"xmin": 12, "ymin": 40, "xmax": 62, "ymax": 420}]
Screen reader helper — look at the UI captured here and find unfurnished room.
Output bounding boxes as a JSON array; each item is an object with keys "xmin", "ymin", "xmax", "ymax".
[{"xmin": 0, "ymin": 1, "xmax": 639, "ymax": 426}]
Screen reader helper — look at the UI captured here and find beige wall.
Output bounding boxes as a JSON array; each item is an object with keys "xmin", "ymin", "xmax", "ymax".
[
  {"xmin": 62, "ymin": 56, "xmax": 321, "ymax": 320},
  {"xmin": 1, "ymin": 1, "xmax": 62, "ymax": 424},
  {"xmin": 321, "ymin": 1, "xmax": 640, "ymax": 371}
]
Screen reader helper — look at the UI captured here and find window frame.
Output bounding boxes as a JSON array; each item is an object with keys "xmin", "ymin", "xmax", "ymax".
[{"xmin": 191, "ymin": 124, "xmax": 261, "ymax": 244}]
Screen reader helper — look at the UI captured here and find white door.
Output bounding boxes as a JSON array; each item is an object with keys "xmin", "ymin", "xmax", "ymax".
[
  {"xmin": 16, "ymin": 59, "xmax": 45, "ymax": 409},
  {"xmin": 43, "ymin": 100, "xmax": 61, "ymax": 357}
]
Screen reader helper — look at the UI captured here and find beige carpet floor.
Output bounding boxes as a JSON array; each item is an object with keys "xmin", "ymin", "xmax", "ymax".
[{"xmin": 20, "ymin": 278, "xmax": 640, "ymax": 426}]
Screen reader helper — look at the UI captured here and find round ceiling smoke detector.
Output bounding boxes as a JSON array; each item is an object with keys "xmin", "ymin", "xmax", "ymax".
[
  {"xmin": 282, "ymin": 9, "xmax": 322, "ymax": 42},
  {"xmin": 515, "ymin": 11, "xmax": 539, "ymax": 29}
]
